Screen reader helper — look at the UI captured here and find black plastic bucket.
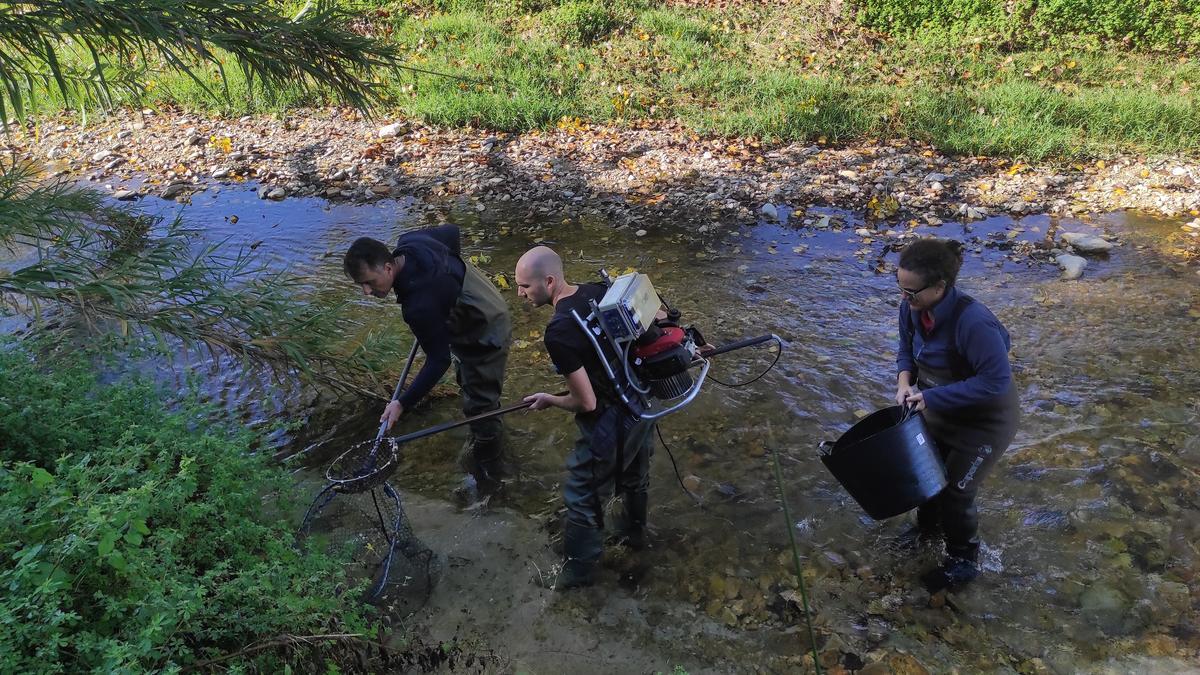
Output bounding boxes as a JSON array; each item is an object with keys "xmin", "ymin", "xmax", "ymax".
[{"xmin": 820, "ymin": 406, "xmax": 947, "ymax": 520}]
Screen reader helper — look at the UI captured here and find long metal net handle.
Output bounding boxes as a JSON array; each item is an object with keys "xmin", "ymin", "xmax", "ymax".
[{"xmin": 364, "ymin": 342, "xmax": 421, "ymax": 468}]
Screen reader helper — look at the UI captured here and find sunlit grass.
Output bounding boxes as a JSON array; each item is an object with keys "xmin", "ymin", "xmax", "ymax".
[{"xmin": 25, "ymin": 0, "xmax": 1200, "ymax": 159}]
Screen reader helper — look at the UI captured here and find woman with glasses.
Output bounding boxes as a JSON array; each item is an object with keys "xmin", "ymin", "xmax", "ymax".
[{"xmin": 894, "ymin": 238, "xmax": 1019, "ymax": 591}]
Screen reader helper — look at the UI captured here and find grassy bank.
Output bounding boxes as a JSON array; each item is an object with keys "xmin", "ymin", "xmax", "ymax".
[
  {"xmin": 0, "ymin": 340, "xmax": 375, "ymax": 672},
  {"xmin": 26, "ymin": 0, "xmax": 1200, "ymax": 159}
]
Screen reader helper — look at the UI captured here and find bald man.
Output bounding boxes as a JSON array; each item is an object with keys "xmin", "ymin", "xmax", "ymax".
[{"xmin": 515, "ymin": 246, "xmax": 656, "ymax": 590}]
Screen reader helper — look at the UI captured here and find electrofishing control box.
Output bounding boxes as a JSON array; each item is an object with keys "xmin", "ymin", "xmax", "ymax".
[{"xmin": 597, "ymin": 272, "xmax": 660, "ymax": 342}]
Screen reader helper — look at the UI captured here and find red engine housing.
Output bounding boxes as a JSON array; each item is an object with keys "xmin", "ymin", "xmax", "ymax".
[{"xmin": 632, "ymin": 326, "xmax": 687, "ymax": 358}]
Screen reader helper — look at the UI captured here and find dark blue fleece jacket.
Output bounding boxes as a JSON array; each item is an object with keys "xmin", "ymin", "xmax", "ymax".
[
  {"xmin": 391, "ymin": 225, "xmax": 465, "ymax": 409},
  {"xmin": 897, "ymin": 285, "xmax": 1013, "ymax": 411}
]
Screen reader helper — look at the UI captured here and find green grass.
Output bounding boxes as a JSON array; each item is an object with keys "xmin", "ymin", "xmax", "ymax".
[{"xmin": 27, "ymin": 0, "xmax": 1200, "ymax": 159}]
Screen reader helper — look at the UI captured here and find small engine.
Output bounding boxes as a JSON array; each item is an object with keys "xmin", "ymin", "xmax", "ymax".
[
  {"xmin": 631, "ymin": 325, "xmax": 697, "ymax": 400},
  {"xmin": 592, "ymin": 271, "xmax": 706, "ymax": 401}
]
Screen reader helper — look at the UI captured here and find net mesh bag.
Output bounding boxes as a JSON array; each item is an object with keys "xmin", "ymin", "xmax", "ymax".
[{"xmin": 300, "ymin": 439, "xmax": 442, "ymax": 611}]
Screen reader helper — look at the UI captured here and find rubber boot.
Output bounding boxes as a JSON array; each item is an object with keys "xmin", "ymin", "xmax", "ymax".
[
  {"xmin": 612, "ymin": 492, "xmax": 648, "ymax": 551},
  {"xmin": 537, "ymin": 524, "xmax": 602, "ymax": 591},
  {"xmin": 454, "ymin": 432, "xmax": 505, "ymax": 505},
  {"xmin": 921, "ymin": 556, "xmax": 980, "ymax": 592},
  {"xmin": 891, "ymin": 505, "xmax": 942, "ymax": 552},
  {"xmin": 471, "ymin": 431, "xmax": 506, "ymax": 486}
]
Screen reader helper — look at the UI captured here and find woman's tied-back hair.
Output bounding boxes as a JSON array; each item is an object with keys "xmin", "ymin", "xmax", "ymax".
[
  {"xmin": 343, "ymin": 237, "xmax": 393, "ymax": 279},
  {"xmin": 898, "ymin": 238, "xmax": 965, "ymax": 288}
]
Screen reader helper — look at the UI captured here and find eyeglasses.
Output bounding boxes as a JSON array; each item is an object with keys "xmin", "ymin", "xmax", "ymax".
[{"xmin": 897, "ymin": 283, "xmax": 932, "ymax": 301}]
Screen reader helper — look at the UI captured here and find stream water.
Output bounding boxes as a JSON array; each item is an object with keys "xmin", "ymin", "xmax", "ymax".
[{"xmin": 89, "ymin": 183, "xmax": 1200, "ymax": 672}]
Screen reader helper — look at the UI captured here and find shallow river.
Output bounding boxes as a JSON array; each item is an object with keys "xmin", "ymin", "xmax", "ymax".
[{"xmin": 125, "ymin": 183, "xmax": 1199, "ymax": 673}]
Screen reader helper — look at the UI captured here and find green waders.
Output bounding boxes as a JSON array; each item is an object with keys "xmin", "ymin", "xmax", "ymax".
[{"xmin": 446, "ymin": 263, "xmax": 512, "ymax": 488}]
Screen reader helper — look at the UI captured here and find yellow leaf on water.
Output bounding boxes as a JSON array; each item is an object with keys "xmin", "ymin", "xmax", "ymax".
[
  {"xmin": 853, "ymin": 409, "xmax": 870, "ymax": 419},
  {"xmin": 528, "ymin": 330, "xmax": 541, "ymax": 338},
  {"xmin": 492, "ymin": 272, "xmax": 510, "ymax": 290}
]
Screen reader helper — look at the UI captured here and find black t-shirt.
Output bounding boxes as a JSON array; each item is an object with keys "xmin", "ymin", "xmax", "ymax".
[{"xmin": 544, "ymin": 283, "xmax": 618, "ymax": 405}]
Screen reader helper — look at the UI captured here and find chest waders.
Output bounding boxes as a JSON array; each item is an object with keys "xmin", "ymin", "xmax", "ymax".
[
  {"xmin": 913, "ymin": 303, "xmax": 1020, "ymax": 563},
  {"xmin": 446, "ymin": 262, "xmax": 512, "ymax": 491},
  {"xmin": 543, "ymin": 311, "xmax": 657, "ymax": 590}
]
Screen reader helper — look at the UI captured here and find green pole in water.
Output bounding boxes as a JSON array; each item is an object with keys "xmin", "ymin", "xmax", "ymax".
[{"xmin": 771, "ymin": 449, "xmax": 823, "ymax": 675}]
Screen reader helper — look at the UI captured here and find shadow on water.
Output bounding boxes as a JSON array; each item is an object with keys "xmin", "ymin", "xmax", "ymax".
[{"xmin": 92, "ymin": 183, "xmax": 1200, "ymax": 671}]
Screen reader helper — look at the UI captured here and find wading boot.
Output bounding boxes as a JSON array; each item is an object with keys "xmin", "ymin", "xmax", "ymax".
[
  {"xmin": 534, "ymin": 524, "xmax": 602, "ymax": 591},
  {"xmin": 611, "ymin": 492, "xmax": 648, "ymax": 551},
  {"xmin": 455, "ymin": 432, "xmax": 505, "ymax": 504},
  {"xmin": 921, "ymin": 556, "xmax": 979, "ymax": 592},
  {"xmin": 891, "ymin": 523, "xmax": 941, "ymax": 553}
]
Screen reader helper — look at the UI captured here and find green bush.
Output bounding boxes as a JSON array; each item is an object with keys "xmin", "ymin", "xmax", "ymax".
[
  {"xmin": 852, "ymin": 0, "xmax": 1200, "ymax": 52},
  {"xmin": 0, "ymin": 343, "xmax": 371, "ymax": 672},
  {"xmin": 547, "ymin": 1, "xmax": 621, "ymax": 45}
]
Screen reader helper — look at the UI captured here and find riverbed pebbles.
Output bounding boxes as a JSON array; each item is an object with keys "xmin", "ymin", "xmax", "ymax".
[{"xmin": 12, "ymin": 109, "xmax": 1200, "ymax": 270}]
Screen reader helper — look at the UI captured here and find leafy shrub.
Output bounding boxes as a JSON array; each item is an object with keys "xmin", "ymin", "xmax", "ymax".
[
  {"xmin": 851, "ymin": 0, "xmax": 1200, "ymax": 53},
  {"xmin": 547, "ymin": 1, "xmax": 621, "ymax": 45},
  {"xmin": 0, "ymin": 343, "xmax": 371, "ymax": 672}
]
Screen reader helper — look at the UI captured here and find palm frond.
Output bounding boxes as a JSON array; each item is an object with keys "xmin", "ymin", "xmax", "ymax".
[{"xmin": 0, "ymin": 0, "xmax": 403, "ymax": 123}]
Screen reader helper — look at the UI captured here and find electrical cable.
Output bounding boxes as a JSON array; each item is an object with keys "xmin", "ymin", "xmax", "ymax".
[
  {"xmin": 706, "ymin": 337, "xmax": 783, "ymax": 388},
  {"xmin": 656, "ymin": 424, "xmax": 703, "ymax": 506}
]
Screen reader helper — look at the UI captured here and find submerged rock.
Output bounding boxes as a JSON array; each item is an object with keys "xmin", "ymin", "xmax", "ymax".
[
  {"xmin": 1055, "ymin": 254, "xmax": 1087, "ymax": 280},
  {"xmin": 160, "ymin": 182, "xmax": 190, "ymax": 200},
  {"xmin": 1078, "ymin": 584, "xmax": 1129, "ymax": 632},
  {"xmin": 1061, "ymin": 232, "xmax": 1115, "ymax": 254}
]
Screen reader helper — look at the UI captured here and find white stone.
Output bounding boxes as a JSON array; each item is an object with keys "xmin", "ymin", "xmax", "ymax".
[
  {"xmin": 267, "ymin": 188, "xmax": 286, "ymax": 200},
  {"xmin": 91, "ymin": 150, "xmax": 114, "ymax": 162},
  {"xmin": 113, "ymin": 189, "xmax": 137, "ymax": 201},
  {"xmin": 837, "ymin": 170, "xmax": 859, "ymax": 180},
  {"xmin": 212, "ymin": 167, "xmax": 231, "ymax": 179},
  {"xmin": 103, "ymin": 158, "xmax": 125, "ymax": 170},
  {"xmin": 1061, "ymin": 232, "xmax": 1115, "ymax": 253},
  {"xmin": 760, "ymin": 203, "xmax": 778, "ymax": 221},
  {"xmin": 378, "ymin": 123, "xmax": 404, "ymax": 138},
  {"xmin": 1056, "ymin": 254, "xmax": 1087, "ymax": 280},
  {"xmin": 924, "ymin": 172, "xmax": 948, "ymax": 183}
]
